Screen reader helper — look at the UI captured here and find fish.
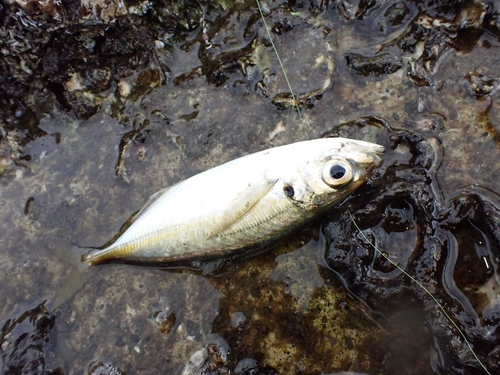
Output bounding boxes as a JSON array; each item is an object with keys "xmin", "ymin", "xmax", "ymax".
[{"xmin": 82, "ymin": 138, "xmax": 384, "ymax": 266}]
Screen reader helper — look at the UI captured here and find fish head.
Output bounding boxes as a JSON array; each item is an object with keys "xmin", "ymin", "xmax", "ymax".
[{"xmin": 286, "ymin": 138, "xmax": 385, "ymax": 210}]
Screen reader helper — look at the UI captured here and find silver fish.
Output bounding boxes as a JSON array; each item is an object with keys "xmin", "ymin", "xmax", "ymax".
[{"xmin": 82, "ymin": 138, "xmax": 384, "ymax": 265}]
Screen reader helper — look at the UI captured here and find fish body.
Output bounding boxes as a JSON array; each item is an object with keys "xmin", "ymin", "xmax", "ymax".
[{"xmin": 82, "ymin": 138, "xmax": 384, "ymax": 265}]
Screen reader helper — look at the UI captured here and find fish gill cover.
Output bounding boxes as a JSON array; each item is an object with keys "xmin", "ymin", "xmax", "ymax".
[{"xmin": 1, "ymin": 0, "xmax": 500, "ymax": 374}]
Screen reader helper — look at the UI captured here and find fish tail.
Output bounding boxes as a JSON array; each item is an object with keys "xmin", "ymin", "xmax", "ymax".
[
  {"xmin": 81, "ymin": 247, "xmax": 115, "ymax": 266},
  {"xmin": 46, "ymin": 245, "xmax": 97, "ymax": 311},
  {"xmin": 81, "ymin": 248, "xmax": 101, "ymax": 264}
]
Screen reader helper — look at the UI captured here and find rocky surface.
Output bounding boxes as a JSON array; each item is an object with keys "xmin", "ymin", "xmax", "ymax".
[{"xmin": 1, "ymin": 0, "xmax": 499, "ymax": 374}]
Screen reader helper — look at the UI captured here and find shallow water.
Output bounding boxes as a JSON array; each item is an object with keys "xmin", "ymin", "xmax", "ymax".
[{"xmin": 1, "ymin": 0, "xmax": 499, "ymax": 374}]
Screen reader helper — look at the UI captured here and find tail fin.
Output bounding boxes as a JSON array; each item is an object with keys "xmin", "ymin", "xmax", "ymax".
[
  {"xmin": 46, "ymin": 245, "xmax": 98, "ymax": 311},
  {"xmin": 81, "ymin": 248, "xmax": 102, "ymax": 264}
]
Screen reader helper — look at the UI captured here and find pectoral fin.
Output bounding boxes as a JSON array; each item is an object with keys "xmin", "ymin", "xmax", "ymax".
[{"xmin": 207, "ymin": 178, "xmax": 279, "ymax": 239}]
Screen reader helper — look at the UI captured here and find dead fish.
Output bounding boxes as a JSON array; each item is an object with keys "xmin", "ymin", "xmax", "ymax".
[{"xmin": 82, "ymin": 138, "xmax": 384, "ymax": 266}]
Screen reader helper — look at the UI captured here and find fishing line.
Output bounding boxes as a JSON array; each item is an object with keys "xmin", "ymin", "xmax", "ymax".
[
  {"xmin": 256, "ymin": 2, "xmax": 489, "ymax": 373},
  {"xmin": 347, "ymin": 210, "xmax": 491, "ymax": 375},
  {"xmin": 256, "ymin": 0, "xmax": 302, "ymax": 117}
]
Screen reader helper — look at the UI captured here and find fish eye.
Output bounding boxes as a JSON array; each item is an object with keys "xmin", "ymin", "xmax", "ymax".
[
  {"xmin": 321, "ymin": 159, "xmax": 353, "ymax": 187},
  {"xmin": 283, "ymin": 184, "xmax": 295, "ymax": 198}
]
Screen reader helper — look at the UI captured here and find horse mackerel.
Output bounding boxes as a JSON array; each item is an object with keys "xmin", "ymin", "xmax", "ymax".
[{"xmin": 82, "ymin": 138, "xmax": 384, "ymax": 265}]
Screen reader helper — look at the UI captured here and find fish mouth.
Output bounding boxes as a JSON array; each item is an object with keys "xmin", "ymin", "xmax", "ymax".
[
  {"xmin": 370, "ymin": 144, "xmax": 385, "ymax": 166},
  {"xmin": 343, "ymin": 139, "xmax": 385, "ymax": 167},
  {"xmin": 349, "ymin": 139, "xmax": 386, "ymax": 155}
]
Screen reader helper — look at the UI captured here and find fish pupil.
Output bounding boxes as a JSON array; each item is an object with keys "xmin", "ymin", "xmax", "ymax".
[
  {"xmin": 283, "ymin": 185, "xmax": 294, "ymax": 197},
  {"xmin": 330, "ymin": 165, "xmax": 346, "ymax": 179}
]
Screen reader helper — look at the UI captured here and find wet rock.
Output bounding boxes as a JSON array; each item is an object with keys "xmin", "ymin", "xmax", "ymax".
[
  {"xmin": 88, "ymin": 361, "xmax": 126, "ymax": 375},
  {"xmin": 180, "ymin": 334, "xmax": 230, "ymax": 375},
  {"xmin": 0, "ymin": 303, "xmax": 61, "ymax": 375},
  {"xmin": 233, "ymin": 358, "xmax": 258, "ymax": 374},
  {"xmin": 384, "ymin": 2, "xmax": 410, "ymax": 27},
  {"xmin": 252, "ymin": 17, "xmax": 334, "ymax": 110},
  {"xmin": 1, "ymin": 1, "xmax": 500, "ymax": 375},
  {"xmin": 229, "ymin": 311, "xmax": 247, "ymax": 330},
  {"xmin": 153, "ymin": 1, "xmax": 204, "ymax": 32},
  {"xmin": 153, "ymin": 310, "xmax": 176, "ymax": 334},
  {"xmin": 337, "ymin": 0, "xmax": 378, "ymax": 21},
  {"xmin": 464, "ymin": 71, "xmax": 500, "ymax": 99},
  {"xmin": 345, "ymin": 52, "xmax": 403, "ymax": 76},
  {"xmin": 323, "ymin": 128, "xmax": 500, "ymax": 373},
  {"xmin": 232, "ymin": 357, "xmax": 278, "ymax": 375}
]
